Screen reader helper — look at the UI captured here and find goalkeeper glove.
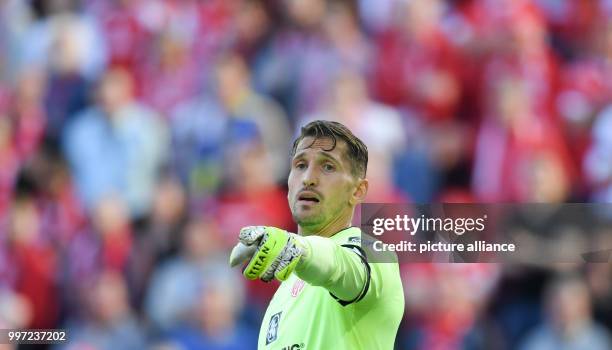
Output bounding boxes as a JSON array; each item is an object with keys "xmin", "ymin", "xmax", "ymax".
[{"xmin": 229, "ymin": 226, "xmax": 307, "ymax": 282}]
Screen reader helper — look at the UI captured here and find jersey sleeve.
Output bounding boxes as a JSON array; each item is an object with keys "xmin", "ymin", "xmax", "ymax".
[{"xmin": 294, "ymin": 235, "xmax": 370, "ymax": 305}]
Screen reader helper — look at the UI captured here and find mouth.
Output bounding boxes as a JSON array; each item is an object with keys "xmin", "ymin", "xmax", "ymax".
[{"xmin": 297, "ymin": 191, "xmax": 321, "ymax": 204}]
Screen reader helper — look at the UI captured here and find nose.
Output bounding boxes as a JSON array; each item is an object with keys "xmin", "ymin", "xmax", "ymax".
[{"xmin": 302, "ymin": 165, "xmax": 318, "ymax": 188}]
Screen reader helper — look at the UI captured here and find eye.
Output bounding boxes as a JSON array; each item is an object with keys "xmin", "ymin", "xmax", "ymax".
[
  {"xmin": 322, "ymin": 163, "xmax": 335, "ymax": 172},
  {"xmin": 294, "ymin": 161, "xmax": 307, "ymax": 170}
]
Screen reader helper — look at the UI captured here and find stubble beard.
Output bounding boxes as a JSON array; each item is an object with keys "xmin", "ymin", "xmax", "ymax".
[{"xmin": 292, "ymin": 203, "xmax": 326, "ymax": 230}]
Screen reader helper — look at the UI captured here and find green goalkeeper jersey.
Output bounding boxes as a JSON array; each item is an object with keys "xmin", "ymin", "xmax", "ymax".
[{"xmin": 257, "ymin": 227, "xmax": 404, "ymax": 350}]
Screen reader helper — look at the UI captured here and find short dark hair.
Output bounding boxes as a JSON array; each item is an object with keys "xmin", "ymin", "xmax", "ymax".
[{"xmin": 291, "ymin": 120, "xmax": 368, "ymax": 178}]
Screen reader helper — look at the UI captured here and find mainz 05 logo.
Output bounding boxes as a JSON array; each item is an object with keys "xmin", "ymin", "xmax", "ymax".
[
  {"xmin": 266, "ymin": 312, "xmax": 281, "ymax": 345},
  {"xmin": 281, "ymin": 343, "xmax": 305, "ymax": 350}
]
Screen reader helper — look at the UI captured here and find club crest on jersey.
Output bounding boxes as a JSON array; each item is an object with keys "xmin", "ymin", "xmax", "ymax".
[
  {"xmin": 348, "ymin": 236, "xmax": 361, "ymax": 244},
  {"xmin": 291, "ymin": 279, "xmax": 305, "ymax": 297},
  {"xmin": 266, "ymin": 312, "xmax": 282, "ymax": 345}
]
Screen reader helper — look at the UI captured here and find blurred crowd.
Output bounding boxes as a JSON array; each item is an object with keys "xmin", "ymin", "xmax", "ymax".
[{"xmin": 0, "ymin": 0, "xmax": 612, "ymax": 349}]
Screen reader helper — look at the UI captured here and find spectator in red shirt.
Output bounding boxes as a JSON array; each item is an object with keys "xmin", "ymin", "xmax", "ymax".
[
  {"xmin": 7, "ymin": 196, "xmax": 59, "ymax": 329},
  {"xmin": 371, "ymin": 0, "xmax": 463, "ymax": 122}
]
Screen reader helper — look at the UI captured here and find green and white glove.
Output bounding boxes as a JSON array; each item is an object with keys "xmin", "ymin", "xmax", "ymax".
[{"xmin": 229, "ymin": 226, "xmax": 308, "ymax": 282}]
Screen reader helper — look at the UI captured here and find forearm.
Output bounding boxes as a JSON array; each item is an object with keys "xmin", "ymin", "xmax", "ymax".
[{"xmin": 295, "ymin": 235, "xmax": 368, "ymax": 302}]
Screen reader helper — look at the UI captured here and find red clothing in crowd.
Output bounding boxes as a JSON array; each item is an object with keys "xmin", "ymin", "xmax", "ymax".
[
  {"xmin": 0, "ymin": 144, "xmax": 19, "ymax": 219},
  {"xmin": 98, "ymin": 2, "xmax": 150, "ymax": 76},
  {"xmin": 12, "ymin": 107, "xmax": 46, "ymax": 161},
  {"xmin": 372, "ymin": 27, "xmax": 463, "ymax": 122},
  {"xmin": 12, "ymin": 241, "xmax": 59, "ymax": 329}
]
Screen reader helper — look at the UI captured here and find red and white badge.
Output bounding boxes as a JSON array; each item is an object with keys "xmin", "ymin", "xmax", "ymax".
[{"xmin": 291, "ymin": 279, "xmax": 305, "ymax": 297}]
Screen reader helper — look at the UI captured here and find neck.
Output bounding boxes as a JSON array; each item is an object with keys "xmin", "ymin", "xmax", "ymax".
[{"xmin": 298, "ymin": 210, "xmax": 353, "ymax": 238}]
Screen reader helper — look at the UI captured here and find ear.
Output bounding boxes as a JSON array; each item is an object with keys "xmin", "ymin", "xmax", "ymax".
[{"xmin": 349, "ymin": 178, "xmax": 368, "ymax": 206}]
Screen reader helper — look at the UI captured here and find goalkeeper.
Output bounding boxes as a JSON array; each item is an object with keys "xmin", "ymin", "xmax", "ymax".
[{"xmin": 230, "ymin": 120, "xmax": 404, "ymax": 350}]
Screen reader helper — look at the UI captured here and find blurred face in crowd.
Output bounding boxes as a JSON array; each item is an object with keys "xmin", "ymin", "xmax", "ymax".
[
  {"xmin": 331, "ymin": 71, "xmax": 367, "ymax": 116},
  {"xmin": 288, "ymin": 136, "xmax": 367, "ymax": 235},
  {"xmin": 152, "ymin": 178, "xmax": 186, "ymax": 225},
  {"xmin": 547, "ymin": 278, "xmax": 592, "ymax": 335},
  {"xmin": 523, "ymin": 152, "xmax": 569, "ymax": 203},
  {"xmin": 429, "ymin": 122, "xmax": 467, "ymax": 170},
  {"xmin": 232, "ymin": 142, "xmax": 275, "ymax": 193},
  {"xmin": 182, "ymin": 219, "xmax": 221, "ymax": 261},
  {"xmin": 512, "ymin": 12, "xmax": 546, "ymax": 53},
  {"xmin": 236, "ymin": 0, "xmax": 270, "ymax": 44},
  {"xmin": 98, "ymin": 68, "xmax": 134, "ymax": 115},
  {"xmin": 216, "ymin": 54, "xmax": 250, "ymax": 107},
  {"xmin": 286, "ymin": 0, "xmax": 326, "ymax": 28},
  {"xmin": 198, "ymin": 284, "xmax": 237, "ymax": 337},
  {"xmin": 51, "ymin": 20, "xmax": 83, "ymax": 74},
  {"xmin": 0, "ymin": 290, "xmax": 32, "ymax": 330},
  {"xmin": 494, "ymin": 77, "xmax": 531, "ymax": 125},
  {"xmin": 90, "ymin": 271, "xmax": 130, "ymax": 324},
  {"xmin": 92, "ymin": 196, "xmax": 129, "ymax": 236},
  {"xmin": 403, "ymin": 0, "xmax": 443, "ymax": 37},
  {"xmin": 16, "ymin": 68, "xmax": 45, "ymax": 107},
  {"xmin": 9, "ymin": 199, "xmax": 40, "ymax": 245},
  {"xmin": 158, "ymin": 32, "xmax": 188, "ymax": 70},
  {"xmin": 0, "ymin": 118, "xmax": 11, "ymax": 150},
  {"xmin": 324, "ymin": 2, "xmax": 359, "ymax": 48}
]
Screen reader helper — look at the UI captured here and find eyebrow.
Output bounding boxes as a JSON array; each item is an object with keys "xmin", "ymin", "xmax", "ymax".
[{"xmin": 292, "ymin": 150, "xmax": 343, "ymax": 165}]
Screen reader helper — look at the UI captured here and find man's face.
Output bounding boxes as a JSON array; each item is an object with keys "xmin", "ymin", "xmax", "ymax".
[{"xmin": 288, "ymin": 136, "xmax": 358, "ymax": 231}]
